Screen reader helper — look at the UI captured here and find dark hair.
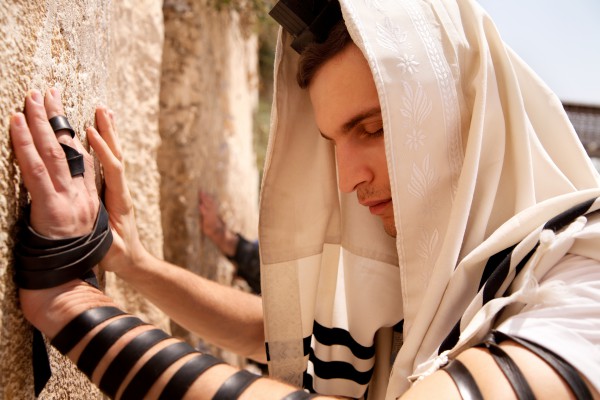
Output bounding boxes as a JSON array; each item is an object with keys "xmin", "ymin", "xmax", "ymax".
[{"xmin": 296, "ymin": 21, "xmax": 352, "ymax": 89}]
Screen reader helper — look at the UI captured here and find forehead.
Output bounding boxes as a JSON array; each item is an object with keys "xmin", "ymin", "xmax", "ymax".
[{"xmin": 308, "ymin": 43, "xmax": 381, "ymax": 137}]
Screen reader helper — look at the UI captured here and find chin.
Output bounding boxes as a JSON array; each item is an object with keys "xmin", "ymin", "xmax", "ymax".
[{"xmin": 383, "ymin": 220, "xmax": 397, "ymax": 238}]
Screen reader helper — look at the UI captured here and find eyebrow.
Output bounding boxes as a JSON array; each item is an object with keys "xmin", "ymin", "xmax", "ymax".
[{"xmin": 319, "ymin": 106, "xmax": 382, "ymax": 140}]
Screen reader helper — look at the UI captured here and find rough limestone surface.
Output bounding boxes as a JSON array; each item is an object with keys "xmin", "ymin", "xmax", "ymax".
[
  {"xmin": 0, "ymin": 0, "xmax": 259, "ymax": 397},
  {"xmin": 0, "ymin": 3, "xmax": 113, "ymax": 397},
  {"xmin": 159, "ymin": 0, "xmax": 259, "ymax": 366}
]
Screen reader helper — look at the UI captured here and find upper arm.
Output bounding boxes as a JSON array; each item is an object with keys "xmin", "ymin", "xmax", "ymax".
[
  {"xmin": 401, "ymin": 254, "xmax": 600, "ymax": 400},
  {"xmin": 401, "ymin": 337, "xmax": 599, "ymax": 400}
]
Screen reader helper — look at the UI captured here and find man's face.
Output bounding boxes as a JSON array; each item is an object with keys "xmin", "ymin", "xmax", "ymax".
[{"xmin": 308, "ymin": 43, "xmax": 396, "ymax": 237}]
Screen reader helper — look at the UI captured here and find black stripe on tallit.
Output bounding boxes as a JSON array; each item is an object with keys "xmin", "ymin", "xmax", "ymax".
[
  {"xmin": 303, "ymin": 335, "xmax": 312, "ymax": 356},
  {"xmin": 303, "ymin": 371, "xmax": 315, "ymax": 393},
  {"xmin": 440, "ymin": 244, "xmax": 518, "ymax": 353},
  {"xmin": 309, "ymin": 347, "xmax": 374, "ymax": 385},
  {"xmin": 478, "ymin": 245, "xmax": 515, "ymax": 291},
  {"xmin": 439, "ymin": 197, "xmax": 598, "ymax": 354},
  {"xmin": 313, "ymin": 321, "xmax": 376, "ymax": 359},
  {"xmin": 543, "ymin": 197, "xmax": 596, "ymax": 232}
]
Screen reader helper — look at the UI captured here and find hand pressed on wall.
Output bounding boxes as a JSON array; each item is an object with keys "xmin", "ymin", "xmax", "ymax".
[
  {"xmin": 9, "ymin": 88, "xmax": 145, "ymax": 327},
  {"xmin": 10, "ymin": 88, "xmax": 105, "ymax": 330}
]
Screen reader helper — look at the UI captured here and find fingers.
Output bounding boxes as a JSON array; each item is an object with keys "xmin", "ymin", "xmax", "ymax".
[
  {"xmin": 9, "ymin": 113, "xmax": 56, "ymax": 201},
  {"xmin": 44, "ymin": 88, "xmax": 75, "ymax": 145},
  {"xmin": 90, "ymin": 106, "xmax": 132, "ymax": 212},
  {"xmin": 198, "ymin": 191, "xmax": 214, "ymax": 207},
  {"xmin": 95, "ymin": 106, "xmax": 122, "ymax": 162},
  {"xmin": 198, "ymin": 191, "xmax": 219, "ymax": 217},
  {"xmin": 23, "ymin": 90, "xmax": 73, "ymax": 192},
  {"xmin": 87, "ymin": 126, "xmax": 133, "ymax": 213},
  {"xmin": 43, "ymin": 88, "xmax": 98, "ymax": 200}
]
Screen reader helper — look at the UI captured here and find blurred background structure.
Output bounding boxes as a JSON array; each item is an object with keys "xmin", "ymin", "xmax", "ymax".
[{"xmin": 478, "ymin": 0, "xmax": 600, "ymax": 167}]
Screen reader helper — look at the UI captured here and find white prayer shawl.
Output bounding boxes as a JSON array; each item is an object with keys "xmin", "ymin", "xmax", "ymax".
[{"xmin": 259, "ymin": 0, "xmax": 600, "ymax": 398}]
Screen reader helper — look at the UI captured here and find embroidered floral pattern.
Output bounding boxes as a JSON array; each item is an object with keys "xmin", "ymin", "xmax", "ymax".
[
  {"xmin": 405, "ymin": 128, "xmax": 425, "ymax": 150},
  {"xmin": 418, "ymin": 228, "xmax": 439, "ymax": 262},
  {"xmin": 400, "ymin": 81, "xmax": 431, "ymax": 151},
  {"xmin": 400, "ymin": 82, "xmax": 432, "ymax": 130},
  {"xmin": 398, "ymin": 54, "xmax": 420, "ymax": 74},
  {"xmin": 407, "ymin": 155, "xmax": 438, "ymax": 202},
  {"xmin": 417, "ymin": 228, "xmax": 439, "ymax": 279},
  {"xmin": 376, "ymin": 17, "xmax": 419, "ymax": 76}
]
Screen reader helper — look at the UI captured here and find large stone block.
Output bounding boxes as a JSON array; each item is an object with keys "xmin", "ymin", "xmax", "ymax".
[{"xmin": 0, "ymin": 0, "xmax": 165, "ymax": 397}]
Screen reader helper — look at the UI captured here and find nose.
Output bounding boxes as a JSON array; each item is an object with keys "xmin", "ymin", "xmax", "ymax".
[{"xmin": 335, "ymin": 143, "xmax": 372, "ymax": 193}]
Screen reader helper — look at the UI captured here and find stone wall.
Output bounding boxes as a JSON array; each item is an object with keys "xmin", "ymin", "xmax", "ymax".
[
  {"xmin": 0, "ymin": 0, "xmax": 258, "ymax": 397},
  {"xmin": 159, "ymin": 0, "xmax": 259, "ymax": 366}
]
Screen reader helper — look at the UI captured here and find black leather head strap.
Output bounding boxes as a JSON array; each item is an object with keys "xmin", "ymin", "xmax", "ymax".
[{"xmin": 269, "ymin": 0, "xmax": 343, "ymax": 53}]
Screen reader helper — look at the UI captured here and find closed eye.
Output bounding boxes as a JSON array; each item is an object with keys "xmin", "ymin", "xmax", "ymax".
[{"xmin": 359, "ymin": 128, "xmax": 384, "ymax": 139}]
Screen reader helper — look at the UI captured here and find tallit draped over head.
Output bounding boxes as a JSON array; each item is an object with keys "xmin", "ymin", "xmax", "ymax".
[{"xmin": 259, "ymin": 0, "xmax": 600, "ymax": 398}]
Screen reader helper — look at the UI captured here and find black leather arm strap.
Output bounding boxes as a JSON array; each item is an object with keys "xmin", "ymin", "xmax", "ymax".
[
  {"xmin": 442, "ymin": 359, "xmax": 483, "ymax": 400},
  {"xmin": 120, "ymin": 341, "xmax": 198, "ymax": 400},
  {"xmin": 158, "ymin": 353, "xmax": 224, "ymax": 400},
  {"xmin": 227, "ymin": 234, "xmax": 261, "ymax": 294},
  {"xmin": 77, "ymin": 316, "xmax": 147, "ymax": 378},
  {"xmin": 51, "ymin": 306, "xmax": 125, "ymax": 355},
  {"xmin": 99, "ymin": 328, "xmax": 171, "ymax": 398},
  {"xmin": 475, "ymin": 333, "xmax": 534, "ymax": 400},
  {"xmin": 492, "ymin": 330, "xmax": 593, "ymax": 400},
  {"xmin": 31, "ymin": 306, "xmax": 123, "ymax": 397},
  {"xmin": 212, "ymin": 369, "xmax": 261, "ymax": 400}
]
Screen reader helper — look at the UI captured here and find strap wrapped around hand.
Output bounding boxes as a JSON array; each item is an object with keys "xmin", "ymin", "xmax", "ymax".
[
  {"xmin": 60, "ymin": 143, "xmax": 85, "ymax": 177},
  {"xmin": 14, "ymin": 201, "xmax": 113, "ymax": 289},
  {"xmin": 49, "ymin": 115, "xmax": 75, "ymax": 138},
  {"xmin": 13, "ymin": 200, "xmax": 113, "ymax": 396}
]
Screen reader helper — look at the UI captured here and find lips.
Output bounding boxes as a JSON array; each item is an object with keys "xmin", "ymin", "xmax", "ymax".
[{"xmin": 361, "ymin": 199, "xmax": 392, "ymax": 215}]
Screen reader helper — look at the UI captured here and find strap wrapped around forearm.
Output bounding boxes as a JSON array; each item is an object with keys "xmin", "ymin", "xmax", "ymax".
[
  {"xmin": 120, "ymin": 341, "xmax": 198, "ymax": 399},
  {"xmin": 51, "ymin": 306, "xmax": 126, "ymax": 354},
  {"xmin": 100, "ymin": 329, "xmax": 171, "ymax": 398},
  {"xmin": 212, "ymin": 369, "xmax": 261, "ymax": 400},
  {"xmin": 31, "ymin": 306, "xmax": 124, "ymax": 396},
  {"xmin": 158, "ymin": 353, "xmax": 224, "ymax": 400},
  {"xmin": 77, "ymin": 316, "xmax": 147, "ymax": 378},
  {"xmin": 14, "ymin": 201, "xmax": 113, "ymax": 289},
  {"xmin": 442, "ymin": 359, "xmax": 483, "ymax": 400}
]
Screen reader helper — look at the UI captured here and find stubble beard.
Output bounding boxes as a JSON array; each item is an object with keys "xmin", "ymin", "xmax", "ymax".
[{"xmin": 357, "ymin": 185, "xmax": 396, "ymax": 238}]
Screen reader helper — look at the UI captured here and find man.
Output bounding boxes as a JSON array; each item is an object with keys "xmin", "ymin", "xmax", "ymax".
[{"xmin": 10, "ymin": 0, "xmax": 600, "ymax": 399}]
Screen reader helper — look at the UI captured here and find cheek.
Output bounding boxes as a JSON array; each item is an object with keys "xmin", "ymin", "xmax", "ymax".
[{"xmin": 370, "ymin": 142, "xmax": 390, "ymax": 184}]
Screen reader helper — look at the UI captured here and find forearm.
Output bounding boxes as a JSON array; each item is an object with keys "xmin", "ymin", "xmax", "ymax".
[
  {"xmin": 115, "ymin": 248, "xmax": 266, "ymax": 361},
  {"xmin": 27, "ymin": 283, "xmax": 328, "ymax": 400}
]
